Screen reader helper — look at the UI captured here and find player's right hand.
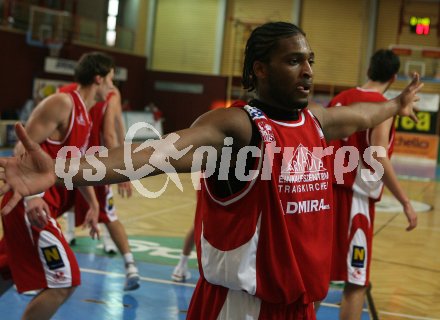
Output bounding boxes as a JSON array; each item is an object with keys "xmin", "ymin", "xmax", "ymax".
[
  {"xmin": 24, "ymin": 197, "xmax": 50, "ymax": 228},
  {"xmin": 0, "ymin": 123, "xmax": 56, "ymax": 215}
]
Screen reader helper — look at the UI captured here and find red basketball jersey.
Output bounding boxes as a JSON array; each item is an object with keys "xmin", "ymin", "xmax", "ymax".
[
  {"xmin": 193, "ymin": 105, "xmax": 333, "ymax": 308},
  {"xmin": 88, "ymin": 92, "xmax": 115, "ymax": 146},
  {"xmin": 57, "ymin": 82, "xmax": 78, "ymax": 94},
  {"xmin": 59, "ymin": 82, "xmax": 115, "ymax": 146},
  {"xmin": 41, "ymin": 90, "xmax": 92, "ymax": 215},
  {"xmin": 327, "ymin": 88, "xmax": 395, "ymax": 200}
]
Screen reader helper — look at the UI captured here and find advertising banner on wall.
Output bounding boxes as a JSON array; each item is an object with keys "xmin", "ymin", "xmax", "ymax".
[
  {"xmin": 385, "ymin": 90, "xmax": 439, "ymax": 163},
  {"xmin": 394, "ymin": 110, "xmax": 438, "ymax": 135},
  {"xmin": 33, "ymin": 78, "xmax": 69, "ymax": 102},
  {"xmin": 393, "ymin": 132, "xmax": 439, "ymax": 160},
  {"xmin": 44, "ymin": 57, "xmax": 128, "ymax": 81}
]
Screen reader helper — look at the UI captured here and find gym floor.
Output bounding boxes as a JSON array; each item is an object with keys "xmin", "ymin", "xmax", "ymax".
[{"xmin": 0, "ymin": 156, "xmax": 439, "ymax": 319}]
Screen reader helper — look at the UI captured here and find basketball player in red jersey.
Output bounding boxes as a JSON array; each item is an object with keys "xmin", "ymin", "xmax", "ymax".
[
  {"xmin": 328, "ymin": 49, "xmax": 417, "ymax": 320},
  {"xmin": 0, "ymin": 23, "xmax": 423, "ymax": 319},
  {"xmin": 59, "ymin": 83, "xmax": 139, "ymax": 291},
  {"xmin": 0, "ymin": 52, "xmax": 114, "ymax": 320}
]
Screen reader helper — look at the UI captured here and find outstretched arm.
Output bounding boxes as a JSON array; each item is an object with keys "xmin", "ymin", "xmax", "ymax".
[
  {"xmin": 0, "ymin": 107, "xmax": 253, "ymax": 214},
  {"xmin": 370, "ymin": 118, "xmax": 417, "ymax": 231},
  {"xmin": 310, "ymin": 73, "xmax": 423, "ymax": 141}
]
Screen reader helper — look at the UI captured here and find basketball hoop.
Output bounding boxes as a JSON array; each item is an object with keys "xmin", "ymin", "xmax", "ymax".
[
  {"xmin": 47, "ymin": 41, "xmax": 63, "ymax": 57},
  {"xmin": 26, "ymin": 5, "xmax": 70, "ymax": 57}
]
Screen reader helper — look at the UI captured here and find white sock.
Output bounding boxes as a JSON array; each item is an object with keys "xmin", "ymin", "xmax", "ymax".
[
  {"xmin": 66, "ymin": 211, "xmax": 75, "ymax": 234},
  {"xmin": 123, "ymin": 253, "xmax": 135, "ymax": 265},
  {"xmin": 177, "ymin": 254, "xmax": 189, "ymax": 268}
]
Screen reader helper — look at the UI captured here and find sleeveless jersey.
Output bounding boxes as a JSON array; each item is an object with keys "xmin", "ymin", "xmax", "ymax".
[
  {"xmin": 57, "ymin": 82, "xmax": 78, "ymax": 94},
  {"xmin": 59, "ymin": 82, "xmax": 115, "ymax": 146},
  {"xmin": 327, "ymin": 88, "xmax": 395, "ymax": 200},
  {"xmin": 74, "ymin": 91, "xmax": 117, "ymax": 226},
  {"xmin": 194, "ymin": 105, "xmax": 333, "ymax": 305},
  {"xmin": 41, "ymin": 90, "xmax": 91, "ymax": 215},
  {"xmin": 88, "ymin": 92, "xmax": 115, "ymax": 146}
]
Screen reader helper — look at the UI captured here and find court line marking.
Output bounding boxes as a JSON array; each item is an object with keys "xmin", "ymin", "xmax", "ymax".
[
  {"xmin": 320, "ymin": 302, "xmax": 439, "ymax": 320},
  {"xmin": 80, "ymin": 267, "xmax": 196, "ymax": 288},
  {"xmin": 376, "ymin": 221, "xmax": 440, "ymax": 233},
  {"xmin": 319, "ymin": 302, "xmax": 369, "ymax": 312},
  {"xmin": 123, "ymin": 201, "xmax": 195, "ymax": 223},
  {"xmin": 379, "ymin": 311, "xmax": 440, "ymax": 320},
  {"xmin": 81, "ymin": 268, "xmax": 439, "ymax": 319}
]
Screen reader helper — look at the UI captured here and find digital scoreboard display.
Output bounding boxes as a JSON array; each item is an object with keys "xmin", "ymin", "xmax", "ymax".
[{"xmin": 410, "ymin": 16, "xmax": 430, "ymax": 35}]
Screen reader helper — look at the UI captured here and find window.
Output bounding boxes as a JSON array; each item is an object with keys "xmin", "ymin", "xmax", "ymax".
[{"xmin": 106, "ymin": 0, "xmax": 119, "ymax": 46}]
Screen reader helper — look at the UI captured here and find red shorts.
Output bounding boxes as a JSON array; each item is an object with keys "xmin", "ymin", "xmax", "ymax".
[
  {"xmin": 331, "ymin": 185, "xmax": 375, "ymax": 286},
  {"xmin": 43, "ymin": 185, "xmax": 76, "ymax": 219},
  {"xmin": 187, "ymin": 278, "xmax": 316, "ymax": 320},
  {"xmin": 1, "ymin": 193, "xmax": 80, "ymax": 293},
  {"xmin": 74, "ymin": 185, "xmax": 117, "ymax": 226}
]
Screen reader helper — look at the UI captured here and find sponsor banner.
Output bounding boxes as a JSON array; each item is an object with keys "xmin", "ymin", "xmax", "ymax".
[
  {"xmin": 393, "ymin": 132, "xmax": 439, "ymax": 160},
  {"xmin": 386, "ymin": 90, "xmax": 439, "ymax": 135},
  {"xmin": 394, "ymin": 111, "xmax": 438, "ymax": 135},
  {"xmin": 44, "ymin": 57, "xmax": 128, "ymax": 81},
  {"xmin": 33, "ymin": 78, "xmax": 69, "ymax": 101}
]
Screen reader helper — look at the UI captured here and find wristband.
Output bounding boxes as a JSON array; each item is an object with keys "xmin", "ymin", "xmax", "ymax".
[{"xmin": 24, "ymin": 192, "xmax": 45, "ymax": 201}]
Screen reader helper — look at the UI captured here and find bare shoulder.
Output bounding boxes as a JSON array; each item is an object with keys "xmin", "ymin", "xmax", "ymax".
[
  {"xmin": 111, "ymin": 86, "xmax": 121, "ymax": 97},
  {"xmin": 40, "ymin": 92, "xmax": 72, "ymax": 109},
  {"xmin": 35, "ymin": 93, "xmax": 73, "ymax": 120},
  {"xmin": 191, "ymin": 107, "xmax": 253, "ymax": 148}
]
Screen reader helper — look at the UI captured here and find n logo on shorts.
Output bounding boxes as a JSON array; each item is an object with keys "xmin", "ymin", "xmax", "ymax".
[
  {"xmin": 107, "ymin": 196, "xmax": 114, "ymax": 211},
  {"xmin": 351, "ymin": 246, "xmax": 365, "ymax": 268},
  {"xmin": 41, "ymin": 246, "xmax": 65, "ymax": 270}
]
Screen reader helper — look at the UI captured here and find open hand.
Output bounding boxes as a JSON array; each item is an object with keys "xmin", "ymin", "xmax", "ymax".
[
  {"xmin": 396, "ymin": 73, "xmax": 424, "ymax": 122},
  {"xmin": 0, "ymin": 123, "xmax": 56, "ymax": 215}
]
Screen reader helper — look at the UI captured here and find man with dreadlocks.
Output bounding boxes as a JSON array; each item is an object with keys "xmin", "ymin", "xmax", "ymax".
[{"xmin": 0, "ymin": 22, "xmax": 423, "ymax": 319}]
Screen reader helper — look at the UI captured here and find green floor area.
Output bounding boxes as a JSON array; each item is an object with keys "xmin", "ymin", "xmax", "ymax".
[{"xmin": 70, "ymin": 236, "xmax": 198, "ymax": 268}]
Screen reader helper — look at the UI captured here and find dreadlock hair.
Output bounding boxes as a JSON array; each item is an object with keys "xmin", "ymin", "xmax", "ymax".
[
  {"xmin": 367, "ymin": 49, "xmax": 400, "ymax": 83},
  {"xmin": 242, "ymin": 22, "xmax": 306, "ymax": 92}
]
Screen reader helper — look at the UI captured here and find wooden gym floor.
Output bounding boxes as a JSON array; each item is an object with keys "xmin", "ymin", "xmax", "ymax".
[{"xmin": 0, "ymin": 170, "xmax": 439, "ymax": 319}]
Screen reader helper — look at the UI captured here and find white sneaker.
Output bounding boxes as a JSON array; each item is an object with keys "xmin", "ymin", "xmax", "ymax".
[
  {"xmin": 63, "ymin": 211, "xmax": 76, "ymax": 246},
  {"xmin": 171, "ymin": 265, "xmax": 191, "ymax": 282},
  {"xmin": 124, "ymin": 263, "xmax": 140, "ymax": 291},
  {"xmin": 103, "ymin": 237, "xmax": 117, "ymax": 254}
]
